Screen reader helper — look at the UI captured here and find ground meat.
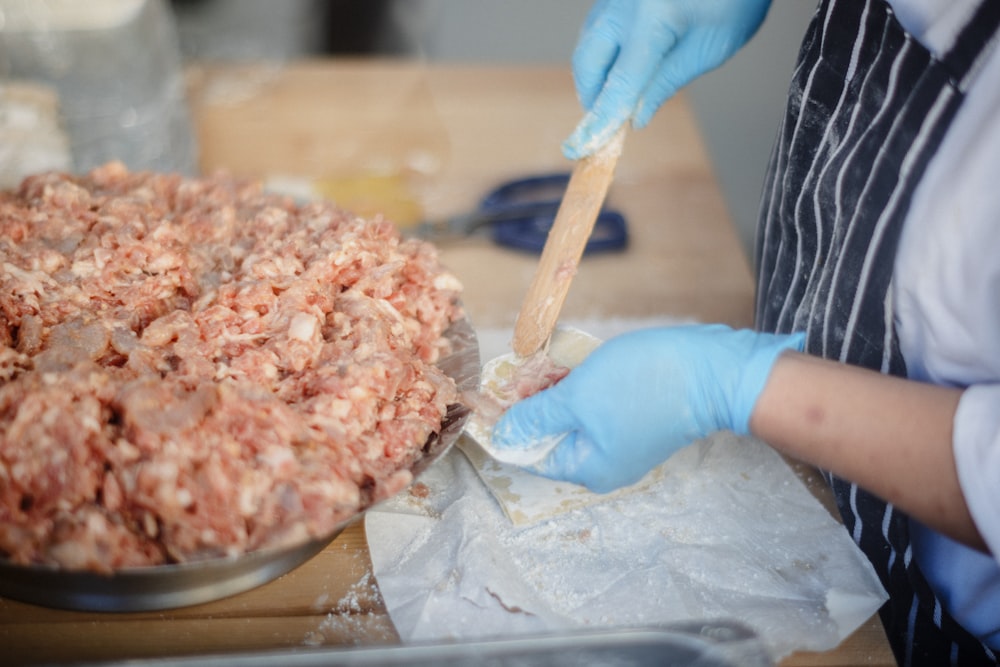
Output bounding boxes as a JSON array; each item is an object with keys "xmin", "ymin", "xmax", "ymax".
[
  {"xmin": 0, "ymin": 162, "xmax": 463, "ymax": 571},
  {"xmin": 466, "ymin": 351, "xmax": 571, "ymax": 425}
]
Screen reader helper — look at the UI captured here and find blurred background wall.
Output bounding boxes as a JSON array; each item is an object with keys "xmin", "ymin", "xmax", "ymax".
[{"xmin": 170, "ymin": 0, "xmax": 815, "ymax": 262}]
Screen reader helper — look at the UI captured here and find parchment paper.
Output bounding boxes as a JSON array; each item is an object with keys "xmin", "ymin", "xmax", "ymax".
[
  {"xmin": 461, "ymin": 323, "xmax": 684, "ymax": 525},
  {"xmin": 365, "ymin": 320, "xmax": 888, "ymax": 661}
]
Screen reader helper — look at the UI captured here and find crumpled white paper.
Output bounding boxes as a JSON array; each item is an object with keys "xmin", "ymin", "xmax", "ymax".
[{"xmin": 364, "ymin": 320, "xmax": 889, "ymax": 661}]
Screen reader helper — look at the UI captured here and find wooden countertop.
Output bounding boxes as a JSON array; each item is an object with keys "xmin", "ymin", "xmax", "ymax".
[{"xmin": 0, "ymin": 60, "xmax": 893, "ymax": 666}]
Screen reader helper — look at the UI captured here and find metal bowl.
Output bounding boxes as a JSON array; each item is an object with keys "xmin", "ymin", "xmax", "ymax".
[{"xmin": 0, "ymin": 316, "xmax": 480, "ymax": 612}]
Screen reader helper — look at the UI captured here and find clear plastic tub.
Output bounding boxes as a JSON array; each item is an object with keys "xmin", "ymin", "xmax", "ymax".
[{"xmin": 0, "ymin": 0, "xmax": 197, "ymax": 175}]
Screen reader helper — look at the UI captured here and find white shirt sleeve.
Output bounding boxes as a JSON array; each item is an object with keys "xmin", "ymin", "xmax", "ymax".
[
  {"xmin": 909, "ymin": 385, "xmax": 1000, "ymax": 647},
  {"xmin": 890, "ymin": 0, "xmax": 1000, "ymax": 648},
  {"xmin": 955, "ymin": 386, "xmax": 1000, "ymax": 555},
  {"xmin": 893, "ymin": 0, "xmax": 1000, "ymax": 547}
]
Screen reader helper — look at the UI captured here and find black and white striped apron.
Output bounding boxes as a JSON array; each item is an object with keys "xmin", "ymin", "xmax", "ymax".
[{"xmin": 754, "ymin": 0, "xmax": 1000, "ymax": 664}]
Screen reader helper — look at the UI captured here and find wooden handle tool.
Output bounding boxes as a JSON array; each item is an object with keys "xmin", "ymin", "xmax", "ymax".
[{"xmin": 511, "ymin": 126, "xmax": 627, "ymax": 357}]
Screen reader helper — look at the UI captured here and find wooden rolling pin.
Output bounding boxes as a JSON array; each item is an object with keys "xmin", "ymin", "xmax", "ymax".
[{"xmin": 511, "ymin": 126, "xmax": 627, "ymax": 357}]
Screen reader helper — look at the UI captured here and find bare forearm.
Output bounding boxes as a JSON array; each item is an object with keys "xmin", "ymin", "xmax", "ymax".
[{"xmin": 749, "ymin": 352, "xmax": 985, "ymax": 551}]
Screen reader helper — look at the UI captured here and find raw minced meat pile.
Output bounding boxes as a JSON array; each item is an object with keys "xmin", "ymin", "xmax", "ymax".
[{"xmin": 0, "ymin": 162, "xmax": 464, "ymax": 572}]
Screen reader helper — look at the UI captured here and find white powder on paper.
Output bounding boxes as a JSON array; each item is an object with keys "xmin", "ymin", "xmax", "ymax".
[{"xmin": 366, "ymin": 432, "xmax": 888, "ymax": 660}]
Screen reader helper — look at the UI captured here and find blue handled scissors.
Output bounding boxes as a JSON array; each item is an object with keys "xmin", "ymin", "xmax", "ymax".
[{"xmin": 414, "ymin": 173, "xmax": 628, "ymax": 254}]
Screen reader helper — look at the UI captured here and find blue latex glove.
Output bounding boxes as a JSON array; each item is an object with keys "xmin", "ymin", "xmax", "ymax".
[
  {"xmin": 564, "ymin": 0, "xmax": 772, "ymax": 158},
  {"xmin": 492, "ymin": 325, "xmax": 804, "ymax": 493}
]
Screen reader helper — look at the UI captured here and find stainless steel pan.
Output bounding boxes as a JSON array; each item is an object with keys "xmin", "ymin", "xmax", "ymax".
[{"xmin": 0, "ymin": 315, "xmax": 479, "ymax": 612}]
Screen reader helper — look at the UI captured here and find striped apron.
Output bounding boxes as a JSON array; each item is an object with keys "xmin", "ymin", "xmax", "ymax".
[{"xmin": 754, "ymin": 0, "xmax": 1000, "ymax": 664}]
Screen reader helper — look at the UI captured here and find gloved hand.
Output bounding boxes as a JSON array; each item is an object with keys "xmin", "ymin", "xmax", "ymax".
[
  {"xmin": 563, "ymin": 0, "xmax": 772, "ymax": 158},
  {"xmin": 491, "ymin": 325, "xmax": 803, "ymax": 493}
]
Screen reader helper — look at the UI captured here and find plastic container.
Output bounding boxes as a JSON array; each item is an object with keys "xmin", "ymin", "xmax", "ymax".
[{"xmin": 0, "ymin": 0, "xmax": 197, "ymax": 177}]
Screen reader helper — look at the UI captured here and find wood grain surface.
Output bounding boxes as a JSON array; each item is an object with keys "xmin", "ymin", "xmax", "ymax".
[
  {"xmin": 0, "ymin": 60, "xmax": 892, "ymax": 667},
  {"xmin": 512, "ymin": 127, "xmax": 625, "ymax": 357}
]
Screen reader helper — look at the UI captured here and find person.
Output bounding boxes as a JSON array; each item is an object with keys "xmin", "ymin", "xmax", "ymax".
[{"xmin": 490, "ymin": 0, "xmax": 1000, "ymax": 664}]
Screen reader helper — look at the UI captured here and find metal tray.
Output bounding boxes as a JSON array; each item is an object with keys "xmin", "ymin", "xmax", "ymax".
[
  {"xmin": 0, "ymin": 316, "xmax": 480, "ymax": 613},
  {"xmin": 78, "ymin": 622, "xmax": 774, "ymax": 667}
]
